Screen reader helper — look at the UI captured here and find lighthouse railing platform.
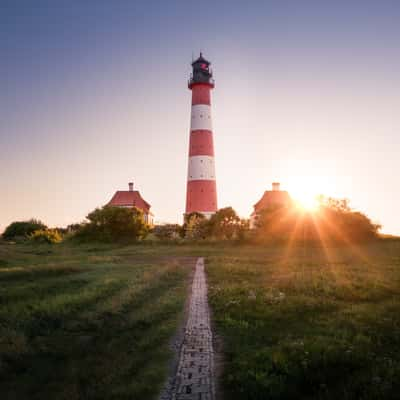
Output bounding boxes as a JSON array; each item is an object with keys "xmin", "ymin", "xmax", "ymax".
[{"xmin": 188, "ymin": 76, "xmax": 215, "ymax": 88}]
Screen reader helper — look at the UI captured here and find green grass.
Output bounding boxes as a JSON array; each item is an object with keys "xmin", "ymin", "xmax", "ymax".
[
  {"xmin": 2, "ymin": 239, "xmax": 400, "ymax": 399},
  {"xmin": 206, "ymin": 241, "xmax": 400, "ymax": 399},
  {"xmin": 0, "ymin": 241, "xmax": 193, "ymax": 399}
]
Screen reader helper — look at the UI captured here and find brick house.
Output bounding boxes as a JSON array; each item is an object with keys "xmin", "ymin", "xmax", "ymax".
[{"xmin": 108, "ymin": 182, "xmax": 154, "ymax": 226}]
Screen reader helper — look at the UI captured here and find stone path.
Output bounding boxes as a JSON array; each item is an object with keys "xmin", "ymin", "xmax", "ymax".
[{"xmin": 160, "ymin": 257, "xmax": 215, "ymax": 400}]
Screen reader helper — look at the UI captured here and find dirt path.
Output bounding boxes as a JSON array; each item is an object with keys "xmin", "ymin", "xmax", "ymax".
[{"xmin": 159, "ymin": 257, "xmax": 215, "ymax": 400}]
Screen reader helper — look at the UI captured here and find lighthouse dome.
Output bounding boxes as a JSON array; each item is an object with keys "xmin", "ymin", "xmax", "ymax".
[
  {"xmin": 189, "ymin": 52, "xmax": 214, "ymax": 88},
  {"xmin": 191, "ymin": 52, "xmax": 211, "ymax": 66}
]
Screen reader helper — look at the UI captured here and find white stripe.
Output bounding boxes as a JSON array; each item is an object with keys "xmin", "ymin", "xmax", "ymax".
[
  {"xmin": 190, "ymin": 104, "xmax": 212, "ymax": 131},
  {"xmin": 187, "ymin": 155, "xmax": 216, "ymax": 181}
]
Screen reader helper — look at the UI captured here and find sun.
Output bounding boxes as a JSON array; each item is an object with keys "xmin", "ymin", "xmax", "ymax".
[
  {"xmin": 287, "ymin": 177, "xmax": 332, "ymax": 212},
  {"xmin": 278, "ymin": 160, "xmax": 339, "ymax": 213},
  {"xmin": 293, "ymin": 192, "xmax": 319, "ymax": 211}
]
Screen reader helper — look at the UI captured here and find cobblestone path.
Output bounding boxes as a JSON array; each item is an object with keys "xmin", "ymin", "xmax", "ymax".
[{"xmin": 160, "ymin": 257, "xmax": 215, "ymax": 400}]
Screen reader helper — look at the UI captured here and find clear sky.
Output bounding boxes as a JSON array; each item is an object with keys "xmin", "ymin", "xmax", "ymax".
[{"xmin": 1, "ymin": 0, "xmax": 399, "ymax": 233}]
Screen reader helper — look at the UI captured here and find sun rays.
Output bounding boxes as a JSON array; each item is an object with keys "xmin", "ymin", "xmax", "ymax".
[{"xmin": 263, "ymin": 196, "xmax": 375, "ymax": 267}]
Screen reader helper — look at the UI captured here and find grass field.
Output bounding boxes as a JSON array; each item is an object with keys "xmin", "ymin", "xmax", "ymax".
[
  {"xmin": 207, "ymin": 241, "xmax": 400, "ymax": 399},
  {"xmin": 1, "ymin": 240, "xmax": 400, "ymax": 399},
  {"xmin": 0, "ymin": 242, "xmax": 193, "ymax": 399}
]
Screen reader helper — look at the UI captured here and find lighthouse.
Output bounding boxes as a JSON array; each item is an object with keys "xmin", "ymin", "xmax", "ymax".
[{"xmin": 185, "ymin": 53, "xmax": 218, "ymax": 219}]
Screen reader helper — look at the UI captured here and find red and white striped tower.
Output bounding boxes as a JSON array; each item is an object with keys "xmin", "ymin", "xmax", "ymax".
[{"xmin": 185, "ymin": 53, "xmax": 217, "ymax": 219}]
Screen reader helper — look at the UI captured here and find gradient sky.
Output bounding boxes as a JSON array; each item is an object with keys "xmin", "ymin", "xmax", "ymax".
[{"xmin": 1, "ymin": 0, "xmax": 400, "ymax": 233}]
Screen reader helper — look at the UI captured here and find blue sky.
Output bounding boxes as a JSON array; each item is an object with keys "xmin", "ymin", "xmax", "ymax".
[{"xmin": 1, "ymin": 0, "xmax": 400, "ymax": 233}]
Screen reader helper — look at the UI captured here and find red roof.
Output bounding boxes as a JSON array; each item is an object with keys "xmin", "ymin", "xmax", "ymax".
[
  {"xmin": 108, "ymin": 191, "xmax": 151, "ymax": 212},
  {"xmin": 254, "ymin": 190, "xmax": 292, "ymax": 213}
]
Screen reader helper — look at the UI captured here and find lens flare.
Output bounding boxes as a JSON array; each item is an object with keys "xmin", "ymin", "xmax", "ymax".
[
  {"xmin": 294, "ymin": 193, "xmax": 319, "ymax": 211},
  {"xmin": 287, "ymin": 176, "xmax": 334, "ymax": 212}
]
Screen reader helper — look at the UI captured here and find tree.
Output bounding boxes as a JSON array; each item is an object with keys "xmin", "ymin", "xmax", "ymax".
[
  {"xmin": 183, "ymin": 212, "xmax": 209, "ymax": 240},
  {"xmin": 317, "ymin": 196, "xmax": 351, "ymax": 212},
  {"xmin": 2, "ymin": 219, "xmax": 47, "ymax": 240},
  {"xmin": 237, "ymin": 218, "xmax": 250, "ymax": 241},
  {"xmin": 209, "ymin": 207, "xmax": 241, "ymax": 240},
  {"xmin": 317, "ymin": 197, "xmax": 381, "ymax": 242},
  {"xmin": 182, "ymin": 208, "xmax": 248, "ymax": 241},
  {"xmin": 253, "ymin": 198, "xmax": 380, "ymax": 243},
  {"xmin": 76, "ymin": 206, "xmax": 149, "ymax": 242}
]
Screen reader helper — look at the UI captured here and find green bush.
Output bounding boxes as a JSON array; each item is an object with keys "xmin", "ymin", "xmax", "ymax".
[
  {"xmin": 2, "ymin": 219, "xmax": 47, "ymax": 240},
  {"xmin": 75, "ymin": 206, "xmax": 149, "ymax": 242},
  {"xmin": 29, "ymin": 229, "xmax": 62, "ymax": 244},
  {"xmin": 152, "ymin": 224, "xmax": 183, "ymax": 240},
  {"xmin": 183, "ymin": 208, "xmax": 250, "ymax": 241}
]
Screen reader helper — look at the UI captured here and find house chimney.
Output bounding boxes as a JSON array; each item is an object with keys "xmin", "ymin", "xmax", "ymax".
[
  {"xmin": 128, "ymin": 182, "xmax": 134, "ymax": 191},
  {"xmin": 272, "ymin": 182, "xmax": 280, "ymax": 191}
]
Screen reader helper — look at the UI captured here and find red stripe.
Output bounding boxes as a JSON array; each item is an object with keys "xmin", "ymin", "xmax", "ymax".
[
  {"xmin": 191, "ymin": 84, "xmax": 211, "ymax": 105},
  {"xmin": 186, "ymin": 180, "xmax": 217, "ymax": 213},
  {"xmin": 189, "ymin": 130, "xmax": 214, "ymax": 156}
]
